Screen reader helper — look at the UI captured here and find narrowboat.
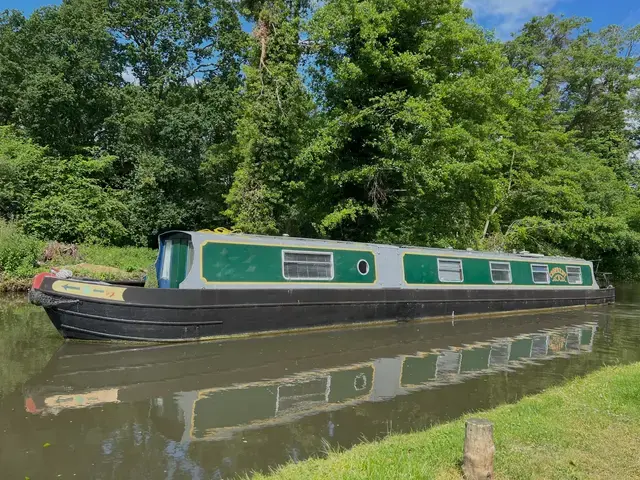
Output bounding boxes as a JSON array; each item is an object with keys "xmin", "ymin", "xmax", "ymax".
[{"xmin": 28, "ymin": 230, "xmax": 615, "ymax": 342}]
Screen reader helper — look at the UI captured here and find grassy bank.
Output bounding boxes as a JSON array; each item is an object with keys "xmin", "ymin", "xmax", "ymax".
[
  {"xmin": 0, "ymin": 221, "xmax": 157, "ymax": 292},
  {"xmin": 256, "ymin": 363, "xmax": 640, "ymax": 480}
]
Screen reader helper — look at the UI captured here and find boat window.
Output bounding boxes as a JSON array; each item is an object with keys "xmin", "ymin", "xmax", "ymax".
[
  {"xmin": 566, "ymin": 266, "xmax": 583, "ymax": 284},
  {"xmin": 160, "ymin": 240, "xmax": 172, "ymax": 280},
  {"xmin": 282, "ymin": 250, "xmax": 334, "ymax": 281},
  {"xmin": 357, "ymin": 259, "xmax": 370, "ymax": 275},
  {"xmin": 438, "ymin": 259, "xmax": 463, "ymax": 283},
  {"xmin": 531, "ymin": 264, "xmax": 550, "ymax": 284},
  {"xmin": 490, "ymin": 262, "xmax": 512, "ymax": 284}
]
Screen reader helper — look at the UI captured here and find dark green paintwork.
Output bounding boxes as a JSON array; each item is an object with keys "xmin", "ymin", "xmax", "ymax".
[
  {"xmin": 401, "ymin": 355, "xmax": 438, "ymax": 386},
  {"xmin": 169, "ymin": 238, "xmax": 190, "ymax": 288},
  {"xmin": 580, "ymin": 328, "xmax": 594, "ymax": 345},
  {"xmin": 403, "ymin": 254, "xmax": 593, "ymax": 287},
  {"xmin": 460, "ymin": 347, "xmax": 491, "ymax": 372},
  {"xmin": 193, "ymin": 386, "xmax": 277, "ymax": 435},
  {"xmin": 509, "ymin": 339, "xmax": 533, "ymax": 361},
  {"xmin": 327, "ymin": 366, "xmax": 374, "ymax": 403},
  {"xmin": 201, "ymin": 242, "xmax": 376, "ymax": 284},
  {"xmin": 192, "ymin": 366, "xmax": 374, "ymax": 437},
  {"xmin": 579, "ymin": 265, "xmax": 593, "ymax": 286}
]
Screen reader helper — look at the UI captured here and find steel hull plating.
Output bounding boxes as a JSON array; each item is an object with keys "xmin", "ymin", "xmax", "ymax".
[{"xmin": 31, "ymin": 277, "xmax": 615, "ymax": 342}]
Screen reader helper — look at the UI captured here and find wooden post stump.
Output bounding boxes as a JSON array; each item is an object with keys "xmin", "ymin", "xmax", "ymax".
[{"xmin": 462, "ymin": 418, "xmax": 495, "ymax": 480}]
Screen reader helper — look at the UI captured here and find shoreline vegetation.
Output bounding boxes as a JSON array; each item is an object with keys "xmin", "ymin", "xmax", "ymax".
[
  {"xmin": 254, "ymin": 363, "xmax": 640, "ymax": 480},
  {"xmin": 0, "ymin": 220, "xmax": 156, "ymax": 292}
]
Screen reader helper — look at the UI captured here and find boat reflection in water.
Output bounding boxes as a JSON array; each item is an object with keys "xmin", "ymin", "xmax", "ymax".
[
  {"xmin": 181, "ymin": 323, "xmax": 595, "ymax": 441},
  {"xmin": 25, "ymin": 314, "xmax": 597, "ymax": 443}
]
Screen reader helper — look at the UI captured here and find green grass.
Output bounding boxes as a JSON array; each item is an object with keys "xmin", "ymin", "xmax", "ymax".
[
  {"xmin": 78, "ymin": 244, "xmax": 157, "ymax": 273},
  {"xmin": 0, "ymin": 220, "xmax": 43, "ymax": 281},
  {"xmin": 0, "ymin": 220, "xmax": 158, "ymax": 291},
  {"xmin": 255, "ymin": 363, "xmax": 640, "ymax": 480},
  {"xmin": 68, "ymin": 244, "xmax": 158, "ymax": 284}
]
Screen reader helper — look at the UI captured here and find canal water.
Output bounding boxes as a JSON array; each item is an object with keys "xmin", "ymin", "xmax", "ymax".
[{"xmin": 1, "ymin": 287, "xmax": 639, "ymax": 479}]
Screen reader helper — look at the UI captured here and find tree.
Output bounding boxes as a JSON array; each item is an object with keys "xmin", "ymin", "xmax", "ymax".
[
  {"xmin": 0, "ymin": 1, "xmax": 122, "ymax": 154},
  {"xmin": 0, "ymin": 126, "xmax": 129, "ymax": 244},
  {"xmin": 507, "ymin": 15, "xmax": 640, "ymax": 178},
  {"xmin": 496, "ymin": 15, "xmax": 640, "ymax": 276},
  {"xmin": 103, "ymin": 0, "xmax": 246, "ymax": 243},
  {"xmin": 302, "ymin": 0, "xmax": 524, "ymax": 246},
  {"xmin": 224, "ymin": 0, "xmax": 314, "ymax": 235}
]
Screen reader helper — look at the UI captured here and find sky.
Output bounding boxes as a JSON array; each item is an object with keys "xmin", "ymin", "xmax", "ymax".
[
  {"xmin": 2, "ymin": 0, "xmax": 639, "ymax": 39},
  {"xmin": 465, "ymin": 0, "xmax": 640, "ymax": 38}
]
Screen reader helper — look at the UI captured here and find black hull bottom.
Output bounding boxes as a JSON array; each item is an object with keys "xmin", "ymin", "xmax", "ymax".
[{"xmin": 33, "ymin": 282, "xmax": 615, "ymax": 342}]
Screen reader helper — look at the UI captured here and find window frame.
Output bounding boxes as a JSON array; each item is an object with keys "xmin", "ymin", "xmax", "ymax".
[
  {"xmin": 160, "ymin": 240, "xmax": 173, "ymax": 280},
  {"xmin": 437, "ymin": 258, "xmax": 464, "ymax": 283},
  {"xmin": 566, "ymin": 265, "xmax": 583, "ymax": 285},
  {"xmin": 185, "ymin": 240, "xmax": 195, "ymax": 277},
  {"xmin": 281, "ymin": 249, "xmax": 335, "ymax": 281},
  {"xmin": 357, "ymin": 259, "xmax": 370, "ymax": 276},
  {"xmin": 489, "ymin": 261, "xmax": 512, "ymax": 284},
  {"xmin": 531, "ymin": 264, "xmax": 550, "ymax": 285}
]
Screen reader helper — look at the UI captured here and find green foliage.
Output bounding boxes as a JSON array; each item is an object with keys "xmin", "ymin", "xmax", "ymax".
[
  {"xmin": 507, "ymin": 16, "xmax": 640, "ymax": 177},
  {"xmin": 225, "ymin": 0, "xmax": 314, "ymax": 235},
  {"xmin": 0, "ymin": 126, "xmax": 129, "ymax": 244},
  {"xmin": 0, "ymin": 220, "xmax": 43, "ymax": 278},
  {"xmin": 0, "ymin": 125, "xmax": 44, "ymax": 220},
  {"xmin": 0, "ymin": 219, "xmax": 156, "ymax": 288},
  {"xmin": 0, "ymin": 1, "xmax": 122, "ymax": 153},
  {"xmin": 303, "ymin": 0, "xmax": 532, "ymax": 246},
  {"xmin": 102, "ymin": 0, "xmax": 247, "ymax": 242},
  {"xmin": 496, "ymin": 16, "xmax": 640, "ymax": 276},
  {"xmin": 0, "ymin": 1, "xmax": 639, "ymax": 277},
  {"xmin": 78, "ymin": 244, "xmax": 156, "ymax": 272}
]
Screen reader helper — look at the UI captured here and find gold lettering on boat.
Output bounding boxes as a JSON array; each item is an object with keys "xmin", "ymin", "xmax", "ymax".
[
  {"xmin": 44, "ymin": 388, "xmax": 120, "ymax": 411},
  {"xmin": 550, "ymin": 267, "xmax": 568, "ymax": 282}
]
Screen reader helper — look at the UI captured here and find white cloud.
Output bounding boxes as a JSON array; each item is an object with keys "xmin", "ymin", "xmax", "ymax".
[
  {"xmin": 121, "ymin": 66, "xmax": 139, "ymax": 85},
  {"xmin": 465, "ymin": 0, "xmax": 560, "ymax": 38}
]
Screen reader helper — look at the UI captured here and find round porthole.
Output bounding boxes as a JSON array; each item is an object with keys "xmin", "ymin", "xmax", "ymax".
[
  {"xmin": 353, "ymin": 373, "xmax": 368, "ymax": 391},
  {"xmin": 357, "ymin": 259, "xmax": 369, "ymax": 275}
]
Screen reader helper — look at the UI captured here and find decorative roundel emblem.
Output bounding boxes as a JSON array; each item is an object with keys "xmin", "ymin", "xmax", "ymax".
[{"xmin": 357, "ymin": 259, "xmax": 369, "ymax": 275}]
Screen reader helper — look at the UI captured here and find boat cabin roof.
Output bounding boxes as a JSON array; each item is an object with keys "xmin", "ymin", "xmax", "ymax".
[{"xmin": 158, "ymin": 230, "xmax": 589, "ymax": 264}]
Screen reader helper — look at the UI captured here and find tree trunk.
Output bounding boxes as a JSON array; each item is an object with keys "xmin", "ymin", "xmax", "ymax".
[{"xmin": 255, "ymin": 19, "xmax": 269, "ymax": 69}]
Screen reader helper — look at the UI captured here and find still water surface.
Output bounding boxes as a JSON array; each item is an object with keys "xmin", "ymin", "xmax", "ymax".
[{"xmin": 1, "ymin": 287, "xmax": 640, "ymax": 479}]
